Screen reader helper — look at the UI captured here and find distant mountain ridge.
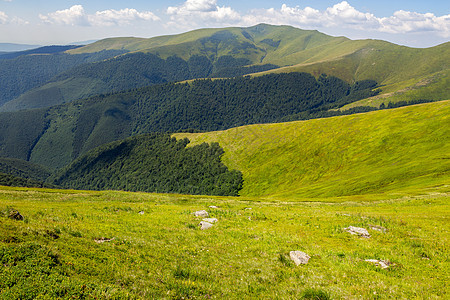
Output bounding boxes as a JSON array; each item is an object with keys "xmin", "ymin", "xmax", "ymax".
[
  {"xmin": 0, "ymin": 24, "xmax": 448, "ymax": 112},
  {"xmin": 0, "ymin": 43, "xmax": 40, "ymax": 52}
]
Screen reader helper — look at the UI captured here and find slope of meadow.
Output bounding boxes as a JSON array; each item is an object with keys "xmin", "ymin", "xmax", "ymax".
[
  {"xmin": 0, "ymin": 187, "xmax": 448, "ymax": 299},
  {"xmin": 174, "ymin": 100, "xmax": 450, "ymax": 200}
]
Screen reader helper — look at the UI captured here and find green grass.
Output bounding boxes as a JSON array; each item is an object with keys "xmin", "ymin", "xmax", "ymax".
[
  {"xmin": 0, "ymin": 186, "xmax": 448, "ymax": 299},
  {"xmin": 174, "ymin": 100, "xmax": 450, "ymax": 200}
]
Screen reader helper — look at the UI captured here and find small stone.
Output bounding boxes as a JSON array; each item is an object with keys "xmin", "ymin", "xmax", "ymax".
[
  {"xmin": 203, "ymin": 218, "xmax": 218, "ymax": 223},
  {"xmin": 344, "ymin": 226, "xmax": 370, "ymax": 238},
  {"xmin": 289, "ymin": 251, "xmax": 310, "ymax": 265},
  {"xmin": 199, "ymin": 221, "xmax": 213, "ymax": 230},
  {"xmin": 8, "ymin": 209, "xmax": 23, "ymax": 221},
  {"xmin": 369, "ymin": 225, "xmax": 387, "ymax": 233},
  {"xmin": 193, "ymin": 210, "xmax": 209, "ymax": 217},
  {"xmin": 209, "ymin": 206, "xmax": 219, "ymax": 209},
  {"xmin": 138, "ymin": 211, "xmax": 145, "ymax": 215},
  {"xmin": 95, "ymin": 237, "xmax": 115, "ymax": 243},
  {"xmin": 244, "ymin": 207, "xmax": 252, "ymax": 210},
  {"xmin": 365, "ymin": 259, "xmax": 391, "ymax": 269}
]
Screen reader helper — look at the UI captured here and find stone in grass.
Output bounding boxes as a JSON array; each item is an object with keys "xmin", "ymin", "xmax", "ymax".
[
  {"xmin": 193, "ymin": 210, "xmax": 209, "ymax": 217},
  {"xmin": 344, "ymin": 226, "xmax": 371, "ymax": 238},
  {"xmin": 209, "ymin": 205, "xmax": 219, "ymax": 209},
  {"xmin": 365, "ymin": 259, "xmax": 392, "ymax": 269},
  {"xmin": 199, "ymin": 221, "xmax": 214, "ymax": 230},
  {"xmin": 203, "ymin": 218, "xmax": 218, "ymax": 223},
  {"xmin": 138, "ymin": 211, "xmax": 145, "ymax": 215},
  {"xmin": 8, "ymin": 209, "xmax": 23, "ymax": 221},
  {"xmin": 369, "ymin": 224, "xmax": 387, "ymax": 233},
  {"xmin": 289, "ymin": 251, "xmax": 311, "ymax": 265},
  {"xmin": 95, "ymin": 237, "xmax": 115, "ymax": 243}
]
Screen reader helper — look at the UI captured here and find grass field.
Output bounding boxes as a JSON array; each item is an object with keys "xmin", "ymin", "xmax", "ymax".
[{"xmin": 0, "ymin": 186, "xmax": 448, "ymax": 299}]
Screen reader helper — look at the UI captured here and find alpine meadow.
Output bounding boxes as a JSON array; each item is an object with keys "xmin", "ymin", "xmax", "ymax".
[{"xmin": 0, "ymin": 23, "xmax": 449, "ymax": 299}]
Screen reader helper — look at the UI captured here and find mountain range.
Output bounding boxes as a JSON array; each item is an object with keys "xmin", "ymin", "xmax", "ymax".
[{"xmin": 0, "ymin": 24, "xmax": 448, "ymax": 196}]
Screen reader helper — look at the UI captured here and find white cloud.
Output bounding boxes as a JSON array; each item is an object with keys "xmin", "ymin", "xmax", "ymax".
[
  {"xmin": 91, "ymin": 8, "xmax": 160, "ymax": 26},
  {"xmin": 238, "ymin": 1, "xmax": 450, "ymax": 38},
  {"xmin": 0, "ymin": 11, "xmax": 8, "ymax": 24},
  {"xmin": 379, "ymin": 11, "xmax": 450, "ymax": 37},
  {"xmin": 0, "ymin": 10, "xmax": 28, "ymax": 25},
  {"xmin": 39, "ymin": 5, "xmax": 88, "ymax": 26},
  {"xmin": 167, "ymin": 0, "xmax": 240, "ymax": 27},
  {"xmin": 39, "ymin": 5, "xmax": 160, "ymax": 27}
]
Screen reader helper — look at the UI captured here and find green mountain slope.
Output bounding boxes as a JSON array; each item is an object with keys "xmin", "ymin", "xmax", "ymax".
[
  {"xmin": 174, "ymin": 100, "xmax": 450, "ymax": 199},
  {"xmin": 0, "ymin": 72, "xmax": 376, "ymax": 169},
  {"xmin": 257, "ymin": 40, "xmax": 450, "ymax": 106},
  {"xmin": 3, "ymin": 24, "xmax": 447, "ymax": 112}
]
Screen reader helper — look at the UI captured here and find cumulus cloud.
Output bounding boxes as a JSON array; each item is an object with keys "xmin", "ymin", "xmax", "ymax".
[
  {"xmin": 167, "ymin": 0, "xmax": 240, "ymax": 27},
  {"xmin": 238, "ymin": 1, "xmax": 450, "ymax": 38},
  {"xmin": 91, "ymin": 8, "xmax": 160, "ymax": 26},
  {"xmin": 39, "ymin": 5, "xmax": 160, "ymax": 27},
  {"xmin": 0, "ymin": 10, "xmax": 28, "ymax": 25},
  {"xmin": 379, "ymin": 11, "xmax": 450, "ymax": 37},
  {"xmin": 0, "ymin": 11, "xmax": 8, "ymax": 24}
]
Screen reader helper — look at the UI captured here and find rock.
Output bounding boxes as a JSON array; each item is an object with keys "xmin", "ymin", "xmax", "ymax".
[
  {"xmin": 199, "ymin": 221, "xmax": 213, "ymax": 230},
  {"xmin": 94, "ymin": 237, "xmax": 115, "ymax": 243},
  {"xmin": 289, "ymin": 251, "xmax": 311, "ymax": 265},
  {"xmin": 203, "ymin": 218, "xmax": 218, "ymax": 223},
  {"xmin": 209, "ymin": 206, "xmax": 219, "ymax": 209},
  {"xmin": 138, "ymin": 211, "xmax": 145, "ymax": 215},
  {"xmin": 193, "ymin": 210, "xmax": 209, "ymax": 217},
  {"xmin": 8, "ymin": 209, "xmax": 23, "ymax": 221},
  {"xmin": 365, "ymin": 259, "xmax": 392, "ymax": 269},
  {"xmin": 244, "ymin": 207, "xmax": 252, "ymax": 210},
  {"xmin": 369, "ymin": 224, "xmax": 387, "ymax": 233},
  {"xmin": 344, "ymin": 226, "xmax": 370, "ymax": 238}
]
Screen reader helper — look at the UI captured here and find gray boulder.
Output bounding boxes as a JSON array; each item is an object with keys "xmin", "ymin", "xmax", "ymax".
[
  {"xmin": 344, "ymin": 226, "xmax": 370, "ymax": 238},
  {"xmin": 365, "ymin": 259, "xmax": 391, "ymax": 269},
  {"xmin": 289, "ymin": 251, "xmax": 311, "ymax": 265},
  {"xmin": 199, "ymin": 221, "xmax": 213, "ymax": 230},
  {"xmin": 193, "ymin": 210, "xmax": 209, "ymax": 217},
  {"xmin": 203, "ymin": 218, "xmax": 218, "ymax": 223}
]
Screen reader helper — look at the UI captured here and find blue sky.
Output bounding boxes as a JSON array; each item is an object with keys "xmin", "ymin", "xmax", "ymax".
[{"xmin": 0, "ymin": 0, "xmax": 449, "ymax": 47}]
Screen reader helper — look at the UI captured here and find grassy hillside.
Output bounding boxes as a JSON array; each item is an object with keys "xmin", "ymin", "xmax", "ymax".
[
  {"xmin": 0, "ymin": 186, "xmax": 448, "ymax": 299},
  {"xmin": 174, "ymin": 100, "xmax": 450, "ymax": 199},
  {"xmin": 256, "ymin": 40, "xmax": 450, "ymax": 107},
  {"xmin": 0, "ymin": 72, "xmax": 376, "ymax": 169},
  {"xmin": 2, "ymin": 24, "xmax": 448, "ymax": 111},
  {"xmin": 70, "ymin": 24, "xmax": 449, "ymax": 88}
]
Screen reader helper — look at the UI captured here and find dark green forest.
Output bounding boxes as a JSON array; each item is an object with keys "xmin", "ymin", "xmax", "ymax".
[
  {"xmin": 0, "ymin": 72, "xmax": 379, "ymax": 169},
  {"xmin": 0, "ymin": 50, "xmax": 126, "ymax": 106},
  {"xmin": 0, "ymin": 157, "xmax": 50, "ymax": 181},
  {"xmin": 51, "ymin": 53, "xmax": 279, "ymax": 95},
  {"xmin": 0, "ymin": 173, "xmax": 51, "ymax": 189},
  {"xmin": 0, "ymin": 51, "xmax": 280, "ymax": 111},
  {"xmin": 52, "ymin": 133, "xmax": 243, "ymax": 196}
]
